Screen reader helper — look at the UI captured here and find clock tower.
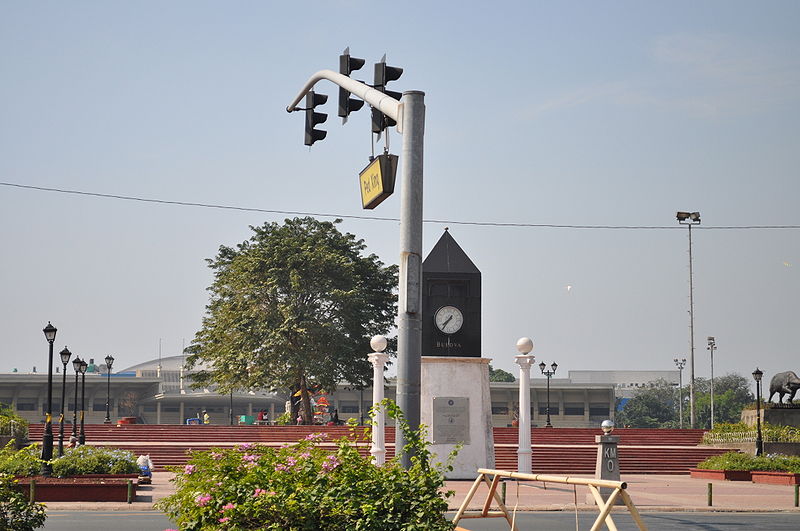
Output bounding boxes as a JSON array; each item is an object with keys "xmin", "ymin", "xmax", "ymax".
[{"xmin": 422, "ymin": 229, "xmax": 481, "ymax": 357}]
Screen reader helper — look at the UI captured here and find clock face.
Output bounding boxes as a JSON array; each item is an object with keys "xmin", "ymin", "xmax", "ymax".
[{"xmin": 434, "ymin": 305, "xmax": 464, "ymax": 335}]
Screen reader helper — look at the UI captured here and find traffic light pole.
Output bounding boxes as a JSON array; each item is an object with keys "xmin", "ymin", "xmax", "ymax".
[{"xmin": 288, "ymin": 71, "xmax": 425, "ymax": 468}]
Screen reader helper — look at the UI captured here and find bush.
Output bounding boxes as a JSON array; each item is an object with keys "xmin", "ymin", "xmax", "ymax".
[
  {"xmin": 0, "ymin": 444, "xmax": 40, "ymax": 477},
  {"xmin": 0, "ymin": 407, "xmax": 28, "ymax": 446},
  {"xmin": 702, "ymin": 422, "xmax": 800, "ymax": 444},
  {"xmin": 50, "ymin": 446, "xmax": 138, "ymax": 477},
  {"xmin": 0, "ymin": 473, "xmax": 46, "ymax": 530},
  {"xmin": 156, "ymin": 399, "xmax": 456, "ymax": 530},
  {"xmin": 698, "ymin": 451, "xmax": 800, "ymax": 473}
]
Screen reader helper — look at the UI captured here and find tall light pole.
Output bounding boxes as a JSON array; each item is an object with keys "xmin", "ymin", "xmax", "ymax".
[
  {"xmin": 677, "ymin": 211, "xmax": 701, "ymax": 428},
  {"xmin": 707, "ymin": 336, "xmax": 716, "ymax": 429},
  {"xmin": 287, "ymin": 65, "xmax": 424, "ymax": 468},
  {"xmin": 673, "ymin": 357, "xmax": 686, "ymax": 429},
  {"xmin": 71, "ymin": 357, "xmax": 82, "ymax": 444},
  {"xmin": 104, "ymin": 355, "xmax": 114, "ymax": 424},
  {"xmin": 57, "ymin": 346, "xmax": 72, "ymax": 457},
  {"xmin": 41, "ymin": 322, "xmax": 57, "ymax": 476},
  {"xmin": 753, "ymin": 368, "xmax": 763, "ymax": 456},
  {"xmin": 368, "ymin": 335, "xmax": 389, "ymax": 465},
  {"xmin": 515, "ymin": 337, "xmax": 534, "ymax": 474},
  {"xmin": 538, "ymin": 361, "xmax": 558, "ymax": 428},
  {"xmin": 79, "ymin": 359, "xmax": 87, "ymax": 445}
]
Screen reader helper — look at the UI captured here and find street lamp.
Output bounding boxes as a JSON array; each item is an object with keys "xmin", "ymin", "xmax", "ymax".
[
  {"xmin": 673, "ymin": 358, "xmax": 686, "ymax": 429},
  {"xmin": 707, "ymin": 336, "xmax": 716, "ymax": 429},
  {"xmin": 368, "ymin": 335, "xmax": 389, "ymax": 465},
  {"xmin": 538, "ymin": 360, "xmax": 558, "ymax": 428},
  {"xmin": 79, "ymin": 359, "xmax": 88, "ymax": 444},
  {"xmin": 41, "ymin": 322, "xmax": 57, "ymax": 476},
  {"xmin": 515, "ymin": 337, "xmax": 535, "ymax": 474},
  {"xmin": 57, "ymin": 346, "xmax": 72, "ymax": 457},
  {"xmin": 104, "ymin": 355, "xmax": 114, "ymax": 424},
  {"xmin": 71, "ymin": 357, "xmax": 82, "ymax": 444},
  {"xmin": 752, "ymin": 368, "xmax": 764, "ymax": 456},
  {"xmin": 677, "ymin": 211, "xmax": 701, "ymax": 428}
]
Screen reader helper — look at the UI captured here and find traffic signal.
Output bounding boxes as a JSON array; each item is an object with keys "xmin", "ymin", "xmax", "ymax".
[
  {"xmin": 371, "ymin": 55, "xmax": 403, "ymax": 134},
  {"xmin": 304, "ymin": 90, "xmax": 328, "ymax": 146},
  {"xmin": 338, "ymin": 47, "xmax": 365, "ymax": 122}
]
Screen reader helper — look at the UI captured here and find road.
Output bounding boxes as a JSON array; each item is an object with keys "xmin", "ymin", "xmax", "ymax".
[{"xmin": 42, "ymin": 510, "xmax": 800, "ymax": 530}]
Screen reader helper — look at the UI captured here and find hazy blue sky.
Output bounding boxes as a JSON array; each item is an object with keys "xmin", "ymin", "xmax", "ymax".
[{"xmin": 1, "ymin": 1, "xmax": 798, "ymax": 392}]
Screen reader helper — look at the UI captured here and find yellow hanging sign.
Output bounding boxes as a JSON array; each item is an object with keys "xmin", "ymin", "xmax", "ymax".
[{"xmin": 359, "ymin": 154, "xmax": 398, "ymax": 209}]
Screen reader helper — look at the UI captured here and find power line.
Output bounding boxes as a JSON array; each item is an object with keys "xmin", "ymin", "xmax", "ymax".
[{"xmin": 2, "ymin": 181, "xmax": 799, "ymax": 230}]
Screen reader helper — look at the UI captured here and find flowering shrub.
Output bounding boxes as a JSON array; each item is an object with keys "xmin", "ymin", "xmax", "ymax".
[
  {"xmin": 0, "ymin": 473, "xmax": 46, "ymax": 530},
  {"xmin": 157, "ymin": 400, "xmax": 456, "ymax": 530},
  {"xmin": 50, "ymin": 445, "xmax": 138, "ymax": 477},
  {"xmin": 698, "ymin": 451, "xmax": 800, "ymax": 473},
  {"xmin": 0, "ymin": 443, "xmax": 41, "ymax": 477}
]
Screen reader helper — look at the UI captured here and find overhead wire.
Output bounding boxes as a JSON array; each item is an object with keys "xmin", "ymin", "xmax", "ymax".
[{"xmin": 2, "ymin": 181, "xmax": 800, "ymax": 230}]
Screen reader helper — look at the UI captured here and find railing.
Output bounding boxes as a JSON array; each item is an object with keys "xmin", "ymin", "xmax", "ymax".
[{"xmin": 453, "ymin": 468, "xmax": 647, "ymax": 531}]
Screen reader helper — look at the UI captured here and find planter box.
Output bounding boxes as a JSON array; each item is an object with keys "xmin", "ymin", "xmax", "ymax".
[
  {"xmin": 689, "ymin": 468, "xmax": 752, "ymax": 481},
  {"xmin": 16, "ymin": 476, "xmax": 137, "ymax": 502},
  {"xmin": 751, "ymin": 471, "xmax": 800, "ymax": 486}
]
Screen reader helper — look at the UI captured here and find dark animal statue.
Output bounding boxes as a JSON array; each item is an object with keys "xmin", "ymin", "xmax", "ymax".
[{"xmin": 769, "ymin": 371, "xmax": 800, "ymax": 404}]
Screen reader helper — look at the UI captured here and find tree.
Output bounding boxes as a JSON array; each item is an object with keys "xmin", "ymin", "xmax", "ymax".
[
  {"xmin": 187, "ymin": 217, "xmax": 398, "ymax": 424},
  {"xmin": 615, "ymin": 379, "xmax": 678, "ymax": 428},
  {"xmin": 693, "ymin": 374, "xmax": 754, "ymax": 428},
  {"xmin": 488, "ymin": 365, "xmax": 515, "ymax": 382}
]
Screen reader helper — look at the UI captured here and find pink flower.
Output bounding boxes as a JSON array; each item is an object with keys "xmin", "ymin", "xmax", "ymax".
[
  {"xmin": 242, "ymin": 454, "xmax": 258, "ymax": 463},
  {"xmin": 254, "ymin": 488, "xmax": 275, "ymax": 497},
  {"xmin": 286, "ymin": 457, "xmax": 297, "ymax": 467},
  {"xmin": 299, "ymin": 452, "xmax": 311, "ymax": 459},
  {"xmin": 195, "ymin": 494, "xmax": 212, "ymax": 507},
  {"xmin": 221, "ymin": 502, "xmax": 236, "ymax": 511},
  {"xmin": 183, "ymin": 464, "xmax": 196, "ymax": 475},
  {"xmin": 321, "ymin": 454, "xmax": 340, "ymax": 473},
  {"xmin": 219, "ymin": 517, "xmax": 230, "ymax": 523},
  {"xmin": 275, "ymin": 463, "xmax": 289, "ymax": 472},
  {"xmin": 304, "ymin": 432, "xmax": 327, "ymax": 442},
  {"xmin": 211, "ymin": 451, "xmax": 224, "ymax": 460},
  {"xmin": 237, "ymin": 442, "xmax": 255, "ymax": 451}
]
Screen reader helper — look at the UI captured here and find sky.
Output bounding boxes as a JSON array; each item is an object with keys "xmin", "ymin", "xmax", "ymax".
[{"xmin": 1, "ymin": 1, "xmax": 798, "ymax": 393}]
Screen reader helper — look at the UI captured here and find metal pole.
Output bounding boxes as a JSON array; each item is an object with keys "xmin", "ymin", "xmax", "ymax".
[
  {"xmin": 79, "ymin": 370, "xmax": 86, "ymax": 445},
  {"xmin": 41, "ymin": 340, "xmax": 54, "ymax": 476},
  {"xmin": 688, "ymin": 223, "xmax": 696, "ymax": 429},
  {"xmin": 709, "ymin": 340, "xmax": 715, "ymax": 429},
  {"xmin": 58, "ymin": 360, "xmax": 68, "ymax": 456},
  {"xmin": 230, "ymin": 390, "xmax": 234, "ymax": 425},
  {"xmin": 105, "ymin": 368, "xmax": 111, "ymax": 424},
  {"xmin": 515, "ymin": 355, "xmax": 533, "ymax": 473},
  {"xmin": 395, "ymin": 90, "xmax": 425, "ymax": 469},
  {"xmin": 755, "ymin": 379, "xmax": 763, "ymax": 456},
  {"xmin": 678, "ymin": 364, "xmax": 683, "ymax": 429},
  {"xmin": 71, "ymin": 368, "xmax": 79, "ymax": 440},
  {"xmin": 545, "ymin": 373, "xmax": 552, "ymax": 428}
]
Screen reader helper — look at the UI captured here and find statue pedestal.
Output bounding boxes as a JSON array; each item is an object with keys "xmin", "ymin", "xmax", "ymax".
[{"xmin": 420, "ymin": 357, "xmax": 494, "ymax": 479}]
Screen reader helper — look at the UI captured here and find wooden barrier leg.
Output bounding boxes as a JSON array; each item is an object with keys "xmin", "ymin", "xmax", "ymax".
[
  {"xmin": 619, "ymin": 490, "xmax": 648, "ymax": 531},
  {"xmin": 483, "ymin": 477, "xmax": 517, "ymax": 531},
  {"xmin": 481, "ymin": 474, "xmax": 501, "ymax": 517},
  {"xmin": 453, "ymin": 473, "xmax": 486, "ymax": 526},
  {"xmin": 588, "ymin": 485, "xmax": 620, "ymax": 531}
]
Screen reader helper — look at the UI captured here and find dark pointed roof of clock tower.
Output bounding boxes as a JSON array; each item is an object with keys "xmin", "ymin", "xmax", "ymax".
[{"xmin": 422, "ymin": 229, "xmax": 480, "ymax": 274}]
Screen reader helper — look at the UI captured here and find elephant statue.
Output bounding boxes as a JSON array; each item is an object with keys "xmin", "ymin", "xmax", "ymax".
[{"xmin": 768, "ymin": 371, "xmax": 800, "ymax": 404}]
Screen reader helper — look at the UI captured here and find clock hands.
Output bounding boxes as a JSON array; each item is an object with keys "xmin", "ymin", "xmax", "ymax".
[{"xmin": 441, "ymin": 315, "xmax": 453, "ymax": 328}]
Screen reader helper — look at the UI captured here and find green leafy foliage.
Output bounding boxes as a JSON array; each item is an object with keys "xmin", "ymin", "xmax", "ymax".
[
  {"xmin": 698, "ymin": 451, "xmax": 800, "ymax": 473},
  {"xmin": 488, "ymin": 365, "xmax": 515, "ymax": 383},
  {"xmin": 0, "ymin": 444, "xmax": 40, "ymax": 477},
  {"xmin": 186, "ymin": 217, "xmax": 398, "ymax": 424},
  {"xmin": 156, "ymin": 399, "xmax": 456, "ymax": 531},
  {"xmin": 0, "ymin": 406, "xmax": 28, "ymax": 445},
  {"xmin": 702, "ymin": 422, "xmax": 800, "ymax": 444},
  {"xmin": 50, "ymin": 446, "xmax": 138, "ymax": 477},
  {"xmin": 0, "ymin": 473, "xmax": 46, "ymax": 530}
]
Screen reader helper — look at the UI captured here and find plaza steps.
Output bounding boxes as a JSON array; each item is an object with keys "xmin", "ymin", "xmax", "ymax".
[{"xmin": 28, "ymin": 425, "xmax": 731, "ymax": 474}]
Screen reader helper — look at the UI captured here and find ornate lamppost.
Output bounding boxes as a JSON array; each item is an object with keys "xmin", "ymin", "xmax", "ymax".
[
  {"xmin": 673, "ymin": 357, "xmax": 686, "ymax": 428},
  {"xmin": 515, "ymin": 337, "xmax": 535, "ymax": 474},
  {"xmin": 79, "ymin": 359, "xmax": 88, "ymax": 445},
  {"xmin": 538, "ymin": 360, "xmax": 558, "ymax": 428},
  {"xmin": 70, "ymin": 357, "xmax": 82, "ymax": 445},
  {"xmin": 57, "ymin": 346, "xmax": 72, "ymax": 456},
  {"xmin": 753, "ymin": 367, "xmax": 763, "ymax": 456},
  {"xmin": 41, "ymin": 322, "xmax": 57, "ymax": 476},
  {"xmin": 104, "ymin": 355, "xmax": 114, "ymax": 424},
  {"xmin": 368, "ymin": 335, "xmax": 389, "ymax": 465}
]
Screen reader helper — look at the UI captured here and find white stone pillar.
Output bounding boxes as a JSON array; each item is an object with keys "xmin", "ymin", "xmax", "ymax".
[
  {"xmin": 368, "ymin": 335, "xmax": 389, "ymax": 465},
  {"xmin": 515, "ymin": 337, "xmax": 535, "ymax": 474}
]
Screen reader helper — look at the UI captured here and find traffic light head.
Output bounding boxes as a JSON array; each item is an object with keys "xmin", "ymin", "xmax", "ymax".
[
  {"xmin": 339, "ymin": 48, "xmax": 366, "ymax": 120},
  {"xmin": 304, "ymin": 90, "xmax": 328, "ymax": 146},
  {"xmin": 372, "ymin": 57, "xmax": 403, "ymax": 133}
]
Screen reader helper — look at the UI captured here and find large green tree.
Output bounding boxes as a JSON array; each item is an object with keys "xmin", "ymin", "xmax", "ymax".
[{"xmin": 187, "ymin": 217, "xmax": 398, "ymax": 424}]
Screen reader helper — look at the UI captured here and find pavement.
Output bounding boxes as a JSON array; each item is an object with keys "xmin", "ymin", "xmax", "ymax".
[{"xmin": 38, "ymin": 471, "xmax": 800, "ymax": 513}]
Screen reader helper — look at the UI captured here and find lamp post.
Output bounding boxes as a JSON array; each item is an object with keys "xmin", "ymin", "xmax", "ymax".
[
  {"xmin": 104, "ymin": 355, "xmax": 114, "ymax": 424},
  {"xmin": 677, "ymin": 210, "xmax": 700, "ymax": 428},
  {"xmin": 515, "ymin": 337, "xmax": 535, "ymax": 474},
  {"xmin": 538, "ymin": 361, "xmax": 558, "ymax": 428},
  {"xmin": 368, "ymin": 335, "xmax": 389, "ymax": 465},
  {"xmin": 57, "ymin": 346, "xmax": 72, "ymax": 457},
  {"xmin": 673, "ymin": 358, "xmax": 686, "ymax": 429},
  {"xmin": 79, "ymin": 359, "xmax": 87, "ymax": 444},
  {"xmin": 707, "ymin": 337, "xmax": 716, "ymax": 429},
  {"xmin": 41, "ymin": 322, "xmax": 57, "ymax": 476},
  {"xmin": 71, "ymin": 357, "xmax": 82, "ymax": 444},
  {"xmin": 753, "ymin": 368, "xmax": 763, "ymax": 456}
]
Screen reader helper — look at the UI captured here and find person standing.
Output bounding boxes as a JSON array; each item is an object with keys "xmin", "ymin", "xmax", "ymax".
[{"xmin": 203, "ymin": 410, "xmax": 210, "ymax": 424}]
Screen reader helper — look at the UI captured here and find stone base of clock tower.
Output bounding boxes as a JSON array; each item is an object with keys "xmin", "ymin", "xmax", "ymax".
[{"xmin": 420, "ymin": 356, "xmax": 495, "ymax": 479}]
